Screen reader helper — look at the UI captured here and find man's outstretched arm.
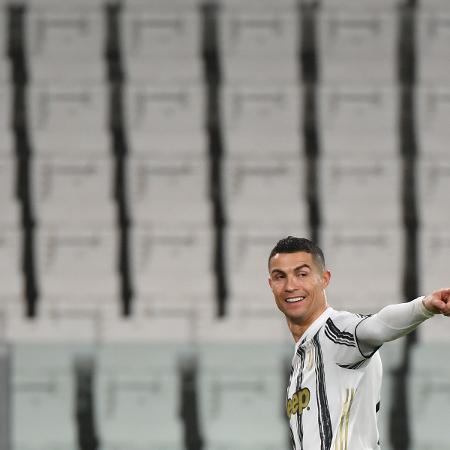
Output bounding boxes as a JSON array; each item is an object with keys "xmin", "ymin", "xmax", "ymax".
[{"xmin": 356, "ymin": 288, "xmax": 450, "ymax": 357}]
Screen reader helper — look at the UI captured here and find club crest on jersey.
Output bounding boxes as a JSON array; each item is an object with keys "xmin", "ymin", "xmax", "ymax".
[{"xmin": 286, "ymin": 387, "xmax": 311, "ymax": 418}]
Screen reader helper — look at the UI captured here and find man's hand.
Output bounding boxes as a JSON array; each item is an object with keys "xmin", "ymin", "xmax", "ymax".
[{"xmin": 422, "ymin": 288, "xmax": 450, "ymax": 316}]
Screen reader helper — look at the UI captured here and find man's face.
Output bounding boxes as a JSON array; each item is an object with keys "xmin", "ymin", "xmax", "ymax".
[{"xmin": 268, "ymin": 251, "xmax": 331, "ymax": 326}]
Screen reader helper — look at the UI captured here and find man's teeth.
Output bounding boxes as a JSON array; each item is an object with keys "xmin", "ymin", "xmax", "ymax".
[{"xmin": 285, "ymin": 297, "xmax": 305, "ymax": 303}]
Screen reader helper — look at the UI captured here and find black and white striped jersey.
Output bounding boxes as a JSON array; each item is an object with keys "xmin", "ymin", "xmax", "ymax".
[{"xmin": 286, "ymin": 307, "xmax": 382, "ymax": 450}]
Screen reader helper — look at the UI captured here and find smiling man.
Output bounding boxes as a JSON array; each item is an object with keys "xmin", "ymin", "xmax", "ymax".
[{"xmin": 268, "ymin": 236, "xmax": 450, "ymax": 450}]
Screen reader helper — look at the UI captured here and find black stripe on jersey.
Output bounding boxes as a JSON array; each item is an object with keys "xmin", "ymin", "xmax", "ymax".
[
  {"xmin": 324, "ymin": 319, "xmax": 356, "ymax": 347},
  {"xmin": 338, "ymin": 360, "xmax": 366, "ymax": 370},
  {"xmin": 376, "ymin": 401, "xmax": 380, "ymax": 413},
  {"xmin": 313, "ymin": 333, "xmax": 333, "ymax": 450},
  {"xmin": 296, "ymin": 347, "xmax": 306, "ymax": 450},
  {"xmin": 324, "ymin": 327, "xmax": 356, "ymax": 348},
  {"xmin": 287, "ymin": 356, "xmax": 297, "ymax": 450}
]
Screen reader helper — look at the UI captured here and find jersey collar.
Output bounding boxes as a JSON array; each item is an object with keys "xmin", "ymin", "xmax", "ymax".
[{"xmin": 295, "ymin": 306, "xmax": 334, "ymax": 349}]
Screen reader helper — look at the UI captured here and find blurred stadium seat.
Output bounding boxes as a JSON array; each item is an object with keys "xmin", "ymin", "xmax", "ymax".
[
  {"xmin": 0, "ymin": 228, "xmax": 23, "ymax": 298},
  {"xmin": 409, "ymin": 342, "xmax": 450, "ymax": 450},
  {"xmin": 130, "ymin": 224, "xmax": 215, "ymax": 301},
  {"xmin": 218, "ymin": 0, "xmax": 299, "ymax": 83},
  {"xmin": 321, "ymin": 226, "xmax": 404, "ymax": 313},
  {"xmin": 121, "ymin": 0, "xmax": 202, "ymax": 83},
  {"xmin": 318, "ymin": 84, "xmax": 399, "ymax": 156},
  {"xmin": 95, "ymin": 339, "xmax": 190, "ymax": 450},
  {"xmin": 416, "ymin": 4, "xmax": 450, "ymax": 83},
  {"xmin": 28, "ymin": 83, "xmax": 109, "ymax": 155},
  {"xmin": 0, "ymin": 86, "xmax": 13, "ymax": 154},
  {"xmin": 377, "ymin": 339, "xmax": 406, "ymax": 450},
  {"xmin": 415, "ymin": 85, "xmax": 450, "ymax": 155},
  {"xmin": 35, "ymin": 226, "xmax": 120, "ymax": 300},
  {"xmin": 319, "ymin": 156, "xmax": 402, "ymax": 227},
  {"xmin": 125, "ymin": 82, "xmax": 206, "ymax": 154},
  {"xmin": 223, "ymin": 153, "xmax": 307, "ymax": 227},
  {"xmin": 0, "ymin": 3, "xmax": 10, "ymax": 85},
  {"xmin": 127, "ymin": 155, "xmax": 210, "ymax": 226},
  {"xmin": 196, "ymin": 337, "xmax": 290, "ymax": 450},
  {"xmin": 11, "ymin": 343, "xmax": 92, "ymax": 450},
  {"xmin": 417, "ymin": 156, "xmax": 450, "ymax": 226},
  {"xmin": 0, "ymin": 157, "xmax": 20, "ymax": 227},
  {"xmin": 25, "ymin": 0, "xmax": 106, "ymax": 82},
  {"xmin": 418, "ymin": 227, "xmax": 450, "ymax": 295},
  {"xmin": 320, "ymin": 0, "xmax": 399, "ymax": 7},
  {"xmin": 31, "ymin": 154, "xmax": 115, "ymax": 226},
  {"xmin": 317, "ymin": 6, "xmax": 398, "ymax": 83},
  {"xmin": 221, "ymin": 83, "xmax": 302, "ymax": 154}
]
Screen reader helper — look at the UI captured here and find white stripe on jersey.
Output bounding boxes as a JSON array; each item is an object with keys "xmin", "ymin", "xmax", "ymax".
[{"xmin": 286, "ymin": 307, "xmax": 382, "ymax": 450}]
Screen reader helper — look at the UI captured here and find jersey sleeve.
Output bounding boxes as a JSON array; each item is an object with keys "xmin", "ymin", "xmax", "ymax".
[{"xmin": 321, "ymin": 311, "xmax": 375, "ymax": 369}]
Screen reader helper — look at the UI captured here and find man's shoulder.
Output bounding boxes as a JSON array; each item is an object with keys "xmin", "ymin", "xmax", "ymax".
[{"xmin": 326, "ymin": 308, "xmax": 369, "ymax": 332}]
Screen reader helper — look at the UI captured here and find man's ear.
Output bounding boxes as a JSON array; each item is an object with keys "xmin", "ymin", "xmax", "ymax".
[
  {"xmin": 322, "ymin": 270, "xmax": 331, "ymax": 289},
  {"xmin": 268, "ymin": 277, "xmax": 273, "ymax": 289}
]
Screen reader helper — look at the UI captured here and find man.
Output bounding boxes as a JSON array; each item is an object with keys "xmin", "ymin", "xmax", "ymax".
[{"xmin": 268, "ymin": 236, "xmax": 449, "ymax": 450}]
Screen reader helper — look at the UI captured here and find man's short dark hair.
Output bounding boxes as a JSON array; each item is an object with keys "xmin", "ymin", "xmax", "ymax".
[{"xmin": 268, "ymin": 236, "xmax": 326, "ymax": 271}]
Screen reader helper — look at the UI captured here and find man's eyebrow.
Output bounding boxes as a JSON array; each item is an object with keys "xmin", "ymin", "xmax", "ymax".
[
  {"xmin": 270, "ymin": 264, "xmax": 311, "ymax": 275},
  {"xmin": 294, "ymin": 264, "xmax": 311, "ymax": 271}
]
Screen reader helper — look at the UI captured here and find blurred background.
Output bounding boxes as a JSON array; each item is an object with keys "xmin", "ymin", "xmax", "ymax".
[{"xmin": 0, "ymin": 0, "xmax": 449, "ymax": 449}]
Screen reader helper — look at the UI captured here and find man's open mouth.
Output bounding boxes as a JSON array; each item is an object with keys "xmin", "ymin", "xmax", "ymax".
[{"xmin": 285, "ymin": 296, "xmax": 305, "ymax": 303}]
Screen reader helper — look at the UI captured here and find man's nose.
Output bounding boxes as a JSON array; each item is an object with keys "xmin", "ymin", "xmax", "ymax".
[{"xmin": 285, "ymin": 275, "xmax": 298, "ymax": 292}]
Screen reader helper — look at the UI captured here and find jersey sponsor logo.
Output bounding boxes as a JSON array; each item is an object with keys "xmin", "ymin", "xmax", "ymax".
[{"xmin": 286, "ymin": 387, "xmax": 311, "ymax": 418}]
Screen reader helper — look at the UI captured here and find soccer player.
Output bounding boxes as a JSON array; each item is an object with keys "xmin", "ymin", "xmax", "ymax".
[{"xmin": 268, "ymin": 236, "xmax": 450, "ymax": 450}]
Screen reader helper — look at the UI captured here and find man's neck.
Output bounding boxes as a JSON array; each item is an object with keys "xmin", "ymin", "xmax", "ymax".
[{"xmin": 287, "ymin": 305, "xmax": 329, "ymax": 343}]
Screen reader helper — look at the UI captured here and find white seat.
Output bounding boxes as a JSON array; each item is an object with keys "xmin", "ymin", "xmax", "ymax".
[
  {"xmin": 0, "ymin": 86, "xmax": 13, "ymax": 154},
  {"xmin": 11, "ymin": 343, "xmax": 91, "ymax": 450},
  {"xmin": 225, "ymin": 226, "xmax": 308, "ymax": 303},
  {"xmin": 409, "ymin": 343, "xmax": 450, "ymax": 450},
  {"xmin": 133, "ymin": 292, "xmax": 216, "ymax": 318},
  {"xmin": 224, "ymin": 153, "xmax": 307, "ymax": 227},
  {"xmin": 122, "ymin": 0, "xmax": 202, "ymax": 82},
  {"xmin": 0, "ymin": 4, "xmax": 10, "ymax": 84},
  {"xmin": 318, "ymin": 84, "xmax": 399, "ymax": 156},
  {"xmin": 31, "ymin": 155, "xmax": 115, "ymax": 226},
  {"xmin": 130, "ymin": 224, "xmax": 214, "ymax": 299},
  {"xmin": 125, "ymin": 82, "xmax": 206, "ymax": 154},
  {"xmin": 320, "ymin": 0, "xmax": 398, "ymax": 10},
  {"xmin": 321, "ymin": 226, "xmax": 403, "ymax": 313},
  {"xmin": 195, "ymin": 314, "xmax": 291, "ymax": 345},
  {"xmin": 319, "ymin": 156, "xmax": 402, "ymax": 227},
  {"xmin": 0, "ymin": 341, "xmax": 9, "ymax": 450},
  {"xmin": 0, "ymin": 157, "xmax": 19, "ymax": 227},
  {"xmin": 415, "ymin": 85, "xmax": 450, "ymax": 155},
  {"xmin": 377, "ymin": 339, "xmax": 405, "ymax": 450},
  {"xmin": 416, "ymin": 9, "xmax": 450, "ymax": 83},
  {"xmin": 417, "ymin": 156, "xmax": 450, "ymax": 226},
  {"xmin": 127, "ymin": 155, "xmax": 210, "ymax": 226},
  {"xmin": 416, "ymin": 313, "xmax": 450, "ymax": 344},
  {"xmin": 197, "ymin": 340, "xmax": 290, "ymax": 450},
  {"xmin": 218, "ymin": 0, "xmax": 299, "ymax": 82},
  {"xmin": 28, "ymin": 83, "xmax": 109, "ymax": 155},
  {"xmin": 221, "ymin": 84, "xmax": 302, "ymax": 154},
  {"xmin": 418, "ymin": 227, "xmax": 450, "ymax": 296},
  {"xmin": 36, "ymin": 226, "xmax": 120, "ymax": 298},
  {"xmin": 99, "ymin": 305, "xmax": 194, "ymax": 343},
  {"xmin": 0, "ymin": 296, "xmax": 20, "ymax": 341},
  {"xmin": 95, "ymin": 341, "xmax": 188, "ymax": 449},
  {"xmin": 317, "ymin": 8, "xmax": 397, "ymax": 83},
  {"xmin": 0, "ymin": 228, "xmax": 22, "ymax": 297},
  {"xmin": 25, "ymin": 1, "xmax": 105, "ymax": 82}
]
